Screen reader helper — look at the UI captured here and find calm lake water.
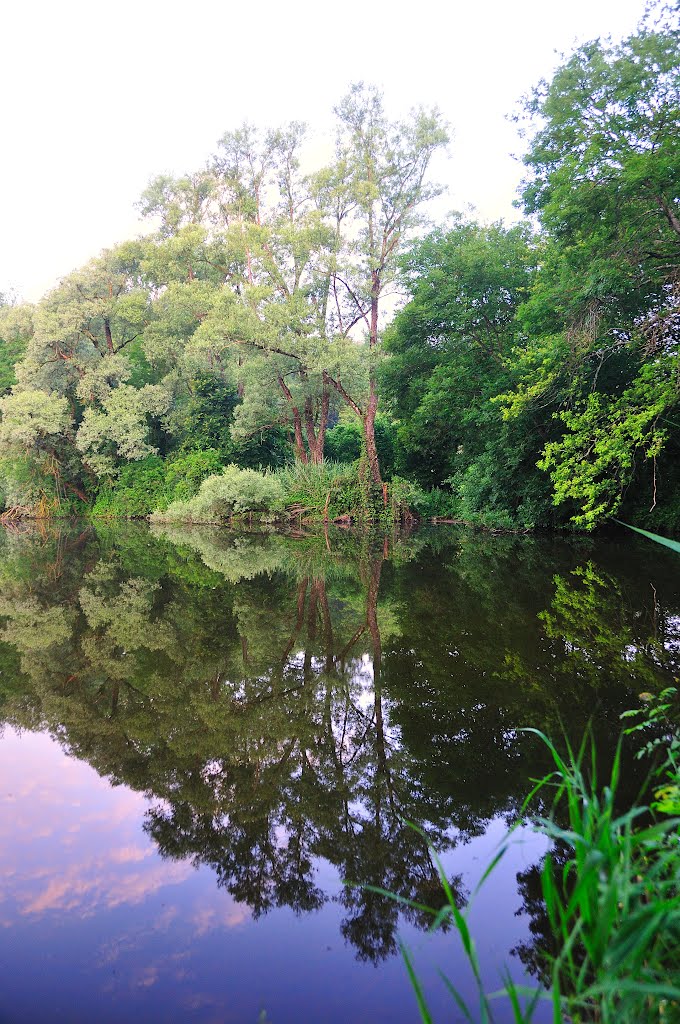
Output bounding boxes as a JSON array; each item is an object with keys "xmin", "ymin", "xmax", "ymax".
[{"xmin": 0, "ymin": 522, "xmax": 678, "ymax": 1023}]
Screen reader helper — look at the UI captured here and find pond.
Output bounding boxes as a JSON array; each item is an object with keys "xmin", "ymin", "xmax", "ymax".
[{"xmin": 0, "ymin": 522, "xmax": 678, "ymax": 1023}]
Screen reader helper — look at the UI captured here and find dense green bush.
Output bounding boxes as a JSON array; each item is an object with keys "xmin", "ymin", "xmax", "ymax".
[
  {"xmin": 387, "ymin": 477, "xmax": 459, "ymax": 521},
  {"xmin": 151, "ymin": 465, "xmax": 285, "ymax": 524},
  {"xmin": 92, "ymin": 449, "xmax": 226, "ymax": 519},
  {"xmin": 163, "ymin": 449, "xmax": 225, "ymax": 501},
  {"xmin": 92, "ymin": 457, "xmax": 169, "ymax": 518}
]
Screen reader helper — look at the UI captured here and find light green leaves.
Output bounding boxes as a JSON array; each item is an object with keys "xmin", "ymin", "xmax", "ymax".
[
  {"xmin": 0, "ymin": 388, "xmax": 71, "ymax": 447},
  {"xmin": 75, "ymin": 383, "xmax": 171, "ymax": 477}
]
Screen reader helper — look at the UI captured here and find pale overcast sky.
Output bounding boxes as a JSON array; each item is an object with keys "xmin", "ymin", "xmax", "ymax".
[{"xmin": 2, "ymin": 0, "xmax": 645, "ymax": 302}]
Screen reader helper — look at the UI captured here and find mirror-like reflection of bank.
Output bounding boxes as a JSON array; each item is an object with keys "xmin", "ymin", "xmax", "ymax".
[{"xmin": 0, "ymin": 521, "xmax": 678, "ymax": 985}]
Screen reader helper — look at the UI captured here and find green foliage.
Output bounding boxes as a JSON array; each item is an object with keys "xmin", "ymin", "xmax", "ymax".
[
  {"xmin": 0, "ymin": 301, "xmax": 32, "ymax": 396},
  {"xmin": 273, "ymin": 460, "xmax": 364, "ymax": 519},
  {"xmin": 501, "ymin": 17, "xmax": 680, "ymax": 528},
  {"xmin": 151, "ymin": 464, "xmax": 284, "ymax": 524},
  {"xmin": 92, "ymin": 456, "xmax": 170, "ymax": 518},
  {"xmin": 76, "ymin": 382, "xmax": 171, "ymax": 477},
  {"xmin": 387, "ymin": 478, "xmax": 459, "ymax": 521},
  {"xmin": 92, "ymin": 449, "xmax": 225, "ymax": 519},
  {"xmin": 622, "ymin": 688, "xmax": 680, "ymax": 815},
  {"xmin": 538, "ymin": 365, "xmax": 674, "ymax": 528},
  {"xmin": 0, "ymin": 453, "xmax": 61, "ymax": 514},
  {"xmin": 383, "ymin": 216, "xmax": 555, "ymax": 528},
  {"xmin": 163, "ymin": 448, "xmax": 225, "ymax": 501},
  {"xmin": 324, "ymin": 417, "xmax": 399, "ymax": 478},
  {"xmin": 178, "ymin": 373, "xmax": 239, "ymax": 455},
  {"xmin": 0, "ymin": 389, "xmax": 71, "ymax": 448}
]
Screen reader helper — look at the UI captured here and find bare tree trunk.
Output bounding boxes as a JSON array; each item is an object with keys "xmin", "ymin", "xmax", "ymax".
[
  {"xmin": 281, "ymin": 577, "xmax": 309, "ymax": 663},
  {"xmin": 364, "ymin": 277, "xmax": 383, "ymax": 486},
  {"xmin": 292, "ymin": 408, "xmax": 308, "ymax": 463},
  {"xmin": 363, "ymin": 388, "xmax": 381, "ymax": 486},
  {"xmin": 304, "ymin": 397, "xmax": 319, "ymax": 463},
  {"xmin": 279, "ymin": 374, "xmax": 308, "ymax": 463},
  {"xmin": 316, "ymin": 384, "xmax": 330, "ymax": 463},
  {"xmin": 103, "ymin": 317, "xmax": 114, "ymax": 354},
  {"xmin": 303, "ymin": 384, "xmax": 331, "ymax": 465}
]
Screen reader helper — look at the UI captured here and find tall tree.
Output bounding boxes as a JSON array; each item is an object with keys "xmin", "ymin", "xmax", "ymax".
[
  {"xmin": 383, "ymin": 217, "xmax": 549, "ymax": 526},
  {"xmin": 503, "ymin": 15, "xmax": 680, "ymax": 526},
  {"xmin": 320, "ymin": 85, "xmax": 448, "ymax": 486},
  {"xmin": 3, "ymin": 245, "xmax": 170, "ymax": 498}
]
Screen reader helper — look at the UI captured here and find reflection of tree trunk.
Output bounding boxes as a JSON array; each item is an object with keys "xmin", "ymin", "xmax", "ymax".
[
  {"xmin": 317, "ymin": 579, "xmax": 334, "ymax": 673},
  {"xmin": 365, "ymin": 545, "xmax": 398, "ymax": 817},
  {"xmin": 281, "ymin": 577, "xmax": 309, "ymax": 663},
  {"xmin": 366, "ymin": 552, "xmax": 386, "ymax": 782},
  {"xmin": 366, "ymin": 554, "xmax": 382, "ymax": 677},
  {"xmin": 339, "ymin": 624, "xmax": 367, "ymax": 669},
  {"xmin": 304, "ymin": 580, "xmax": 320, "ymax": 682}
]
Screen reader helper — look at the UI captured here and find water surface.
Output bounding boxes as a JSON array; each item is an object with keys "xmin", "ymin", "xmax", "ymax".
[{"xmin": 0, "ymin": 523, "xmax": 677, "ymax": 1023}]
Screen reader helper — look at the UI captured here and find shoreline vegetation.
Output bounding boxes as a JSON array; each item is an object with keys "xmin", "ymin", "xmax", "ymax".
[
  {"xmin": 0, "ymin": 7, "xmax": 678, "ymax": 536},
  {"xmin": 385, "ymin": 712, "xmax": 680, "ymax": 1024}
]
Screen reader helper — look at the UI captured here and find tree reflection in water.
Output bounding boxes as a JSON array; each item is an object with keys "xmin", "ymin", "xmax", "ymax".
[{"xmin": 0, "ymin": 521, "xmax": 677, "ymax": 965}]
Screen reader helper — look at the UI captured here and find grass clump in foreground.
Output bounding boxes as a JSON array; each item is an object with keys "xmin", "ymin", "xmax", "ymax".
[{"xmin": 368, "ymin": 722, "xmax": 680, "ymax": 1024}]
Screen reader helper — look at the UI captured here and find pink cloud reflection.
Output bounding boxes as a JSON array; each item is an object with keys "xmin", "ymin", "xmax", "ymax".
[
  {"xmin": 0, "ymin": 728, "xmax": 246, "ymax": 933},
  {"xmin": 0, "ymin": 728, "xmax": 190, "ymax": 918}
]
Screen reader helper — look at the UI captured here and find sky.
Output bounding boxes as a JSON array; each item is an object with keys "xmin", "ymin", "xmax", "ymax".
[{"xmin": 2, "ymin": 0, "xmax": 646, "ymax": 303}]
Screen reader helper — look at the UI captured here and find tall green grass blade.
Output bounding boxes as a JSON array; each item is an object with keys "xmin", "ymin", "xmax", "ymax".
[
  {"xmin": 488, "ymin": 982, "xmax": 547, "ymax": 1012},
  {"xmin": 474, "ymin": 844, "xmax": 509, "ymax": 894},
  {"xmin": 399, "ymin": 940, "xmax": 434, "ymax": 1024},
  {"xmin": 615, "ymin": 520, "xmax": 680, "ymax": 554},
  {"xmin": 347, "ymin": 881, "xmax": 434, "ymax": 917},
  {"xmin": 437, "ymin": 971, "xmax": 476, "ymax": 1024}
]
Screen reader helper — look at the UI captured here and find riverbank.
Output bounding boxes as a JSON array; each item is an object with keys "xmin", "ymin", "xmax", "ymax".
[{"xmin": 0, "ymin": 459, "xmax": 562, "ymax": 532}]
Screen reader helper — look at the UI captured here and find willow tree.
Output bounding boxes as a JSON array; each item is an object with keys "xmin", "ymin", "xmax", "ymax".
[
  {"xmin": 0, "ymin": 299, "xmax": 33, "ymax": 397},
  {"xmin": 0, "ymin": 244, "xmax": 170, "ymax": 502},
  {"xmin": 175, "ymin": 122, "xmax": 353, "ymax": 465},
  {"xmin": 139, "ymin": 91, "xmax": 448, "ymax": 480},
  {"xmin": 317, "ymin": 84, "xmax": 449, "ymax": 486}
]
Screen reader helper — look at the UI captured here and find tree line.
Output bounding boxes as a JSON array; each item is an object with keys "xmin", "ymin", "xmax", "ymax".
[{"xmin": 0, "ymin": 8, "xmax": 677, "ymax": 530}]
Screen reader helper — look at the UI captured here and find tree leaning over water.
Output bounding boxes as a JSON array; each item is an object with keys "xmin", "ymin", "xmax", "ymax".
[{"xmin": 502, "ymin": 12, "xmax": 680, "ymax": 527}]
